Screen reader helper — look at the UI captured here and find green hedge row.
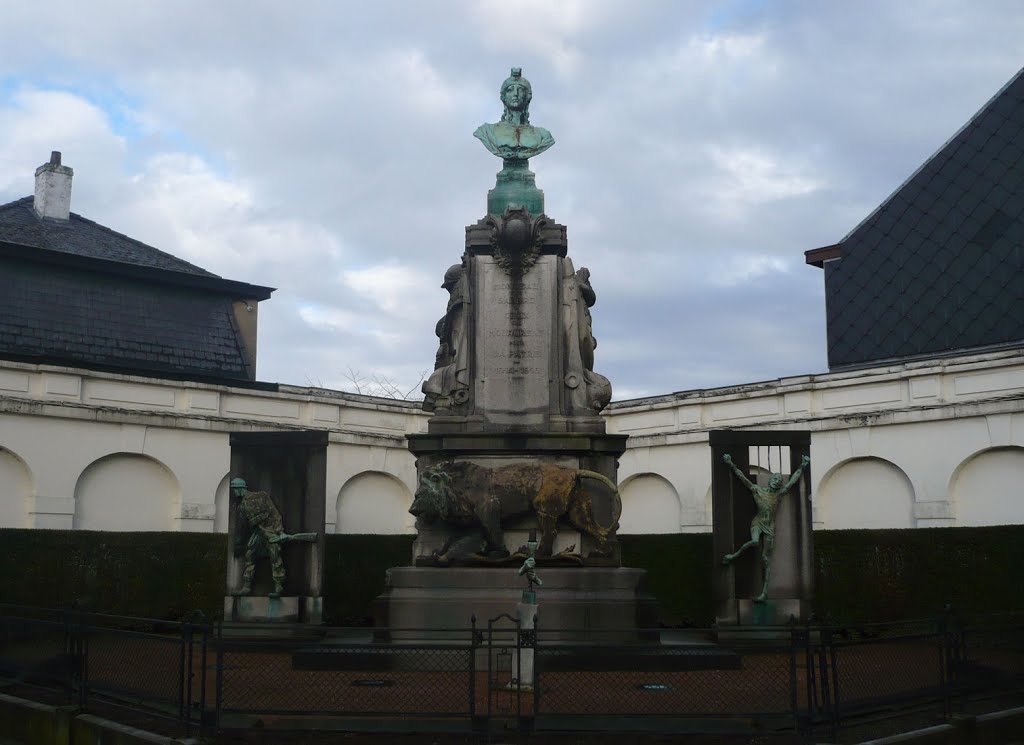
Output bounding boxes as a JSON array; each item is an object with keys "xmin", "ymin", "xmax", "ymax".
[
  {"xmin": 814, "ymin": 525, "xmax": 1024, "ymax": 624},
  {"xmin": 2, "ymin": 526, "xmax": 1021, "ymax": 625},
  {"xmin": 0, "ymin": 529, "xmax": 415, "ymax": 624},
  {"xmin": 0, "ymin": 529, "xmax": 227, "ymax": 619}
]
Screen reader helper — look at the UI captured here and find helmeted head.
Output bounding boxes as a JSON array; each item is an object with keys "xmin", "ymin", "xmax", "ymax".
[
  {"xmin": 230, "ymin": 477, "xmax": 248, "ymax": 498},
  {"xmin": 499, "ymin": 67, "xmax": 532, "ymax": 124},
  {"xmin": 441, "ymin": 263, "xmax": 464, "ymax": 290}
]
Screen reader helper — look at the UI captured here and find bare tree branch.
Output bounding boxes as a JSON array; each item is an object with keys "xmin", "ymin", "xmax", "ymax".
[{"xmin": 338, "ymin": 367, "xmax": 427, "ymax": 401}]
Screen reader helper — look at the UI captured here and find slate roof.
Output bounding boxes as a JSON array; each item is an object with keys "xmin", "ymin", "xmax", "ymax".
[
  {"xmin": 0, "ymin": 194, "xmax": 274, "ymax": 383},
  {"xmin": 0, "ymin": 259, "xmax": 253, "ymax": 381},
  {"xmin": 0, "ymin": 196, "xmax": 218, "ymax": 277},
  {"xmin": 812, "ymin": 67, "xmax": 1024, "ymax": 369}
]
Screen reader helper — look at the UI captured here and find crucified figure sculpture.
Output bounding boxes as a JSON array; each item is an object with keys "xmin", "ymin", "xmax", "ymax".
[{"xmin": 721, "ymin": 453, "xmax": 810, "ymax": 603}]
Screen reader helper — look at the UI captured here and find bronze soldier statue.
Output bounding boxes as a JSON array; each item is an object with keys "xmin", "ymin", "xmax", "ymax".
[
  {"xmin": 232, "ymin": 478, "xmax": 286, "ymax": 597},
  {"xmin": 231, "ymin": 478, "xmax": 317, "ymax": 598}
]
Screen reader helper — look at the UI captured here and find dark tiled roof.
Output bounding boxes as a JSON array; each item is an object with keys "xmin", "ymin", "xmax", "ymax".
[
  {"xmin": 823, "ymin": 68, "xmax": 1024, "ymax": 368},
  {"xmin": 0, "ymin": 196, "xmax": 218, "ymax": 277},
  {"xmin": 0, "ymin": 259, "xmax": 252, "ymax": 381}
]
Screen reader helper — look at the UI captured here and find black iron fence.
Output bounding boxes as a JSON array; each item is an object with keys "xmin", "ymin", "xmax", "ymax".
[
  {"xmin": 0, "ymin": 603, "xmax": 213, "ymax": 737},
  {"xmin": 1, "ymin": 603, "xmax": 1021, "ymax": 740}
]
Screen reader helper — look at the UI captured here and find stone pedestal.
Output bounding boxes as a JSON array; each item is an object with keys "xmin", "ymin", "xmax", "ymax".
[
  {"xmin": 224, "ymin": 595, "xmax": 323, "ymax": 624},
  {"xmin": 376, "ymin": 567, "xmax": 655, "ymax": 643},
  {"xmin": 511, "ymin": 599, "xmax": 537, "ymax": 689}
]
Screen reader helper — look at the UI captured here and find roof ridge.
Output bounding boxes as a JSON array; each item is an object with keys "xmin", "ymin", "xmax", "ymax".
[
  {"xmin": 66, "ymin": 208, "xmax": 220, "ymax": 278},
  {"xmin": 839, "ymin": 65, "xmax": 1024, "ymax": 244},
  {"xmin": 0, "ymin": 194, "xmax": 220, "ymax": 278}
]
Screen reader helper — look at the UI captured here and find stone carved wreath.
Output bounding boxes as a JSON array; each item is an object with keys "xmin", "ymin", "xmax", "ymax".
[{"xmin": 488, "ymin": 208, "xmax": 547, "ymax": 272}]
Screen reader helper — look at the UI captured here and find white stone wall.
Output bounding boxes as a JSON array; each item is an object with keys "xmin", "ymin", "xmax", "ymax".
[
  {"xmin": 0, "ymin": 362, "xmax": 426, "ymax": 533},
  {"xmin": 608, "ymin": 349, "xmax": 1024, "ymax": 532},
  {"xmin": 1, "ymin": 348, "xmax": 1022, "ymax": 534}
]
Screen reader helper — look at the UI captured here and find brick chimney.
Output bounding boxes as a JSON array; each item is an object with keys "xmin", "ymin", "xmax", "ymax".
[{"xmin": 34, "ymin": 151, "xmax": 73, "ymax": 220}]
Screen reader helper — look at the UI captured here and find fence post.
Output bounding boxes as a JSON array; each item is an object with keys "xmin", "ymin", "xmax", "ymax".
[
  {"xmin": 469, "ymin": 615, "xmax": 477, "ymax": 725},
  {"xmin": 513, "ymin": 614, "xmax": 522, "ymax": 723},
  {"xmin": 945, "ymin": 605, "xmax": 966, "ymax": 714},
  {"xmin": 63, "ymin": 605, "xmax": 86, "ymax": 708},
  {"xmin": 828, "ymin": 626, "xmax": 841, "ymax": 739},
  {"xmin": 178, "ymin": 616, "xmax": 188, "ymax": 723},
  {"xmin": 182, "ymin": 610, "xmax": 206, "ymax": 737},
  {"xmin": 804, "ymin": 618, "xmax": 817, "ymax": 724},
  {"xmin": 214, "ymin": 620, "xmax": 224, "ymax": 733},
  {"xmin": 938, "ymin": 607, "xmax": 950, "ymax": 718},
  {"xmin": 789, "ymin": 621, "xmax": 800, "ymax": 734},
  {"xmin": 64, "ymin": 606, "xmax": 71, "ymax": 705},
  {"xmin": 818, "ymin": 625, "xmax": 838, "ymax": 741},
  {"xmin": 62, "ymin": 606, "xmax": 73, "ymax": 705},
  {"xmin": 198, "ymin": 616, "xmax": 210, "ymax": 737},
  {"xmin": 532, "ymin": 614, "xmax": 540, "ymax": 721}
]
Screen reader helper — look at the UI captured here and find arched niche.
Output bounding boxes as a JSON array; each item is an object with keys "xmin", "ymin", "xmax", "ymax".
[
  {"xmin": 817, "ymin": 457, "xmax": 914, "ymax": 529},
  {"xmin": 213, "ymin": 474, "xmax": 231, "ymax": 533},
  {"xmin": 336, "ymin": 471, "xmax": 414, "ymax": 534},
  {"xmin": 73, "ymin": 453, "xmax": 180, "ymax": 531},
  {"xmin": 951, "ymin": 446, "xmax": 1024, "ymax": 527},
  {"xmin": 0, "ymin": 447, "xmax": 33, "ymax": 528},
  {"xmin": 618, "ymin": 473, "xmax": 681, "ymax": 534}
]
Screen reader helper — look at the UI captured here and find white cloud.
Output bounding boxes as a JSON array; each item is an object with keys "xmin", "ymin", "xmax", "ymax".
[
  {"xmin": 705, "ymin": 144, "xmax": 823, "ymax": 211},
  {"xmin": 468, "ymin": 0, "xmax": 607, "ymax": 77},
  {"xmin": 0, "ymin": 88, "xmax": 125, "ymax": 198},
  {"xmin": 341, "ymin": 263, "xmax": 437, "ymax": 317},
  {"xmin": 712, "ymin": 254, "xmax": 790, "ymax": 288},
  {"xmin": 0, "ymin": 2, "xmax": 1021, "ymax": 396}
]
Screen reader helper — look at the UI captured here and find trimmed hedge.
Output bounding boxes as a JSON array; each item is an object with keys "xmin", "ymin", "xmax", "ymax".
[
  {"xmin": 0, "ymin": 529, "xmax": 226, "ymax": 620},
  {"xmin": 621, "ymin": 533, "xmax": 713, "ymax": 626},
  {"xmin": 2, "ymin": 526, "xmax": 1022, "ymax": 624},
  {"xmin": 814, "ymin": 525, "xmax": 1024, "ymax": 624},
  {"xmin": 322, "ymin": 534, "xmax": 414, "ymax": 625}
]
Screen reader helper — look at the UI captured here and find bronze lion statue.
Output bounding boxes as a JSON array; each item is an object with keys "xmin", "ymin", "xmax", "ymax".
[{"xmin": 409, "ymin": 461, "xmax": 621, "ymax": 561}]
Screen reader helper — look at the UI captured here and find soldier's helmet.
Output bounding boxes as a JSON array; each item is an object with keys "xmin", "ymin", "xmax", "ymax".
[
  {"xmin": 230, "ymin": 478, "xmax": 247, "ymax": 490},
  {"xmin": 441, "ymin": 264, "xmax": 463, "ymax": 290}
]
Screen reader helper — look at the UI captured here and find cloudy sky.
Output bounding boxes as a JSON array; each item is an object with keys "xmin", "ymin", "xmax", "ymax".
[{"xmin": 1, "ymin": 1, "xmax": 1021, "ymax": 400}]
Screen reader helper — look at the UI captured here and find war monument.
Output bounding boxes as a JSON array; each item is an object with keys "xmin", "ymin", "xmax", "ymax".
[{"xmin": 378, "ymin": 68, "xmax": 654, "ymax": 639}]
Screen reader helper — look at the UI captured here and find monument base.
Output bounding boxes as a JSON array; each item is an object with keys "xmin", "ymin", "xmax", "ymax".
[
  {"xmin": 737, "ymin": 598, "xmax": 804, "ymax": 626},
  {"xmin": 224, "ymin": 595, "xmax": 323, "ymax": 624},
  {"xmin": 714, "ymin": 598, "xmax": 810, "ymax": 644},
  {"xmin": 376, "ymin": 567, "xmax": 656, "ymax": 642}
]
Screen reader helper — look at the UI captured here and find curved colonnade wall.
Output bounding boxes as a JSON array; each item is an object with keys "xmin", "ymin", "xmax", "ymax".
[
  {"xmin": 608, "ymin": 349, "xmax": 1024, "ymax": 532},
  {"xmin": 0, "ymin": 348, "xmax": 1022, "ymax": 533},
  {"xmin": 0, "ymin": 365, "xmax": 422, "ymax": 533}
]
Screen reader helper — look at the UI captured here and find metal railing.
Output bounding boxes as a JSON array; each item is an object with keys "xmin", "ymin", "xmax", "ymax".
[
  {"xmin": 1, "ymin": 603, "xmax": 1021, "ymax": 739},
  {"xmin": 0, "ymin": 603, "xmax": 213, "ymax": 737}
]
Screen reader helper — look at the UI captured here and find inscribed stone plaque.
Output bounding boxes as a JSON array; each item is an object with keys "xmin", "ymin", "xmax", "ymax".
[{"xmin": 473, "ymin": 256, "xmax": 555, "ymax": 424}]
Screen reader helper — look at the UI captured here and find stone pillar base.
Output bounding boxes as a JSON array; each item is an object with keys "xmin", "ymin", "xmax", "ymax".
[
  {"xmin": 376, "ymin": 566, "xmax": 655, "ymax": 643},
  {"xmin": 224, "ymin": 595, "xmax": 322, "ymax": 624}
]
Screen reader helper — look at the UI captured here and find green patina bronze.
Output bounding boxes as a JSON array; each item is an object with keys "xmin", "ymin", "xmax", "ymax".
[
  {"xmin": 721, "ymin": 453, "xmax": 810, "ymax": 603},
  {"xmin": 409, "ymin": 461, "xmax": 620, "ymax": 563},
  {"xmin": 517, "ymin": 530, "xmax": 543, "ymax": 603},
  {"xmin": 474, "ymin": 67, "xmax": 554, "ymax": 216},
  {"xmin": 230, "ymin": 477, "xmax": 318, "ymax": 599}
]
